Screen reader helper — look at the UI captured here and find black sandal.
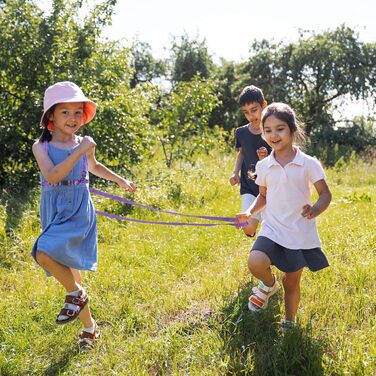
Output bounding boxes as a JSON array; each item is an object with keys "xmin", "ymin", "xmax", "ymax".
[{"xmin": 56, "ymin": 290, "xmax": 89, "ymax": 325}]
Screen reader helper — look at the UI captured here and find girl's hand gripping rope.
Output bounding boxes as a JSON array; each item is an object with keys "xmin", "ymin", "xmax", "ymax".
[{"xmin": 235, "ymin": 212, "xmax": 251, "ymax": 228}]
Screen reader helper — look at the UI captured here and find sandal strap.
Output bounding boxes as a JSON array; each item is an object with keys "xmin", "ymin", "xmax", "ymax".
[
  {"xmin": 79, "ymin": 326, "xmax": 100, "ymax": 349},
  {"xmin": 79, "ymin": 331, "xmax": 97, "ymax": 340},
  {"xmin": 281, "ymin": 319, "xmax": 296, "ymax": 327},
  {"xmin": 258, "ymin": 276, "xmax": 277, "ymax": 293},
  {"xmin": 249, "ymin": 295, "xmax": 265, "ymax": 308},
  {"xmin": 248, "ymin": 276, "xmax": 279, "ymax": 311},
  {"xmin": 251, "ymin": 287, "xmax": 268, "ymax": 301},
  {"xmin": 56, "ymin": 291, "xmax": 89, "ymax": 324},
  {"xmin": 59, "ymin": 308, "xmax": 78, "ymax": 317},
  {"xmin": 65, "ymin": 291, "xmax": 88, "ymax": 306},
  {"xmin": 79, "ymin": 337, "xmax": 94, "ymax": 346}
]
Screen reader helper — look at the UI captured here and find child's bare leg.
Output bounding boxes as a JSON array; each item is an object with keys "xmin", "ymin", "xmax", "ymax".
[
  {"xmin": 71, "ymin": 268, "xmax": 94, "ymax": 328},
  {"xmin": 242, "ymin": 218, "xmax": 259, "ymax": 237},
  {"xmin": 71, "ymin": 268, "xmax": 82, "ymax": 285},
  {"xmin": 248, "ymin": 250, "xmax": 274, "ymax": 286},
  {"xmin": 36, "ymin": 251, "xmax": 80, "ymax": 291},
  {"xmin": 282, "ymin": 269, "xmax": 303, "ymax": 321}
]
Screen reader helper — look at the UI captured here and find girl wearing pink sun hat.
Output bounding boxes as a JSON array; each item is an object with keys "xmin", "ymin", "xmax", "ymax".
[
  {"xmin": 39, "ymin": 81, "xmax": 97, "ymax": 136},
  {"xmin": 32, "ymin": 81, "xmax": 136, "ymax": 351}
]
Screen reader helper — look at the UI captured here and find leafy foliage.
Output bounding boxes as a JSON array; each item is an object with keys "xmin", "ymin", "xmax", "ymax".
[
  {"xmin": 80, "ymin": 41, "xmax": 158, "ymax": 169},
  {"xmin": 0, "ymin": 0, "xmax": 156, "ymax": 188},
  {"xmin": 209, "ymin": 60, "xmax": 240, "ymax": 132},
  {"xmin": 155, "ymin": 77, "xmax": 220, "ymax": 167},
  {"xmin": 129, "ymin": 39, "xmax": 166, "ymax": 88},
  {"xmin": 239, "ymin": 25, "xmax": 376, "ymax": 135},
  {"xmin": 0, "ymin": 1, "xmax": 374, "ymax": 191},
  {"xmin": 307, "ymin": 117, "xmax": 376, "ymax": 165},
  {"xmin": 170, "ymin": 34, "xmax": 214, "ymax": 84}
]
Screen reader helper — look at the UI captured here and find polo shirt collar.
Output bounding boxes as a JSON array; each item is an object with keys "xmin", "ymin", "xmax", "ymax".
[
  {"xmin": 267, "ymin": 147, "xmax": 304, "ymax": 168},
  {"xmin": 266, "ymin": 151, "xmax": 280, "ymax": 167},
  {"xmin": 292, "ymin": 148, "xmax": 305, "ymax": 166}
]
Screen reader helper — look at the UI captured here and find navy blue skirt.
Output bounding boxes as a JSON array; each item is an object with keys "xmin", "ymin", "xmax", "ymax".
[{"xmin": 251, "ymin": 236, "xmax": 329, "ymax": 272}]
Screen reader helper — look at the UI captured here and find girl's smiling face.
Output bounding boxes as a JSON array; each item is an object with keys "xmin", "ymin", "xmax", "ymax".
[
  {"xmin": 262, "ymin": 115, "xmax": 293, "ymax": 151},
  {"xmin": 50, "ymin": 102, "xmax": 84, "ymax": 133}
]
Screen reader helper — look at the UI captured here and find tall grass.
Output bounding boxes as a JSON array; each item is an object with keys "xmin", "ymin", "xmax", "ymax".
[{"xmin": 0, "ymin": 152, "xmax": 375, "ymax": 375}]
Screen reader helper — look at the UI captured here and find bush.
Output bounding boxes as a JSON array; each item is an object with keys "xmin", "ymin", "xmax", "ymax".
[{"xmin": 306, "ymin": 120, "xmax": 376, "ymax": 165}]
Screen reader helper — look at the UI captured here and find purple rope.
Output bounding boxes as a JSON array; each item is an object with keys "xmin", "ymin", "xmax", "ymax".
[
  {"xmin": 90, "ymin": 187, "xmax": 236, "ymax": 223},
  {"xmin": 96, "ymin": 210, "xmax": 245, "ymax": 227}
]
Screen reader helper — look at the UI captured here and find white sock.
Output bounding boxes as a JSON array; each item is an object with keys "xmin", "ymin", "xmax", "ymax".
[
  {"xmin": 83, "ymin": 319, "xmax": 96, "ymax": 334},
  {"xmin": 66, "ymin": 287, "xmax": 84, "ymax": 297},
  {"xmin": 57, "ymin": 289, "xmax": 85, "ymax": 321},
  {"xmin": 282, "ymin": 319, "xmax": 296, "ymax": 325}
]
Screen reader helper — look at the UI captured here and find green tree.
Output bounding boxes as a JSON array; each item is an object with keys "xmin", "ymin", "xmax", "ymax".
[
  {"xmin": 0, "ymin": 0, "xmax": 156, "ymax": 188},
  {"xmin": 0, "ymin": 0, "xmax": 46, "ymax": 188},
  {"xmin": 286, "ymin": 26, "xmax": 375, "ymax": 135},
  {"xmin": 237, "ymin": 39, "xmax": 289, "ymax": 104},
  {"xmin": 209, "ymin": 60, "xmax": 240, "ymax": 132},
  {"xmin": 170, "ymin": 34, "xmax": 214, "ymax": 84},
  {"xmin": 129, "ymin": 39, "xmax": 166, "ymax": 87},
  {"xmin": 239, "ymin": 25, "xmax": 376, "ymax": 136},
  {"xmin": 155, "ymin": 76, "xmax": 220, "ymax": 167},
  {"xmin": 82, "ymin": 41, "xmax": 158, "ymax": 169}
]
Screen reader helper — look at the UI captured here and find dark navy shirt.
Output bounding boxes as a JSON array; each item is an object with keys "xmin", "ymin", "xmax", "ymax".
[{"xmin": 234, "ymin": 124, "xmax": 272, "ymax": 196}]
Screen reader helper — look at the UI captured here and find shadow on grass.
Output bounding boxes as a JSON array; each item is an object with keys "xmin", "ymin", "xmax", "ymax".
[
  {"xmin": 0, "ymin": 186, "xmax": 37, "ymax": 234},
  {"xmin": 41, "ymin": 344, "xmax": 79, "ymax": 376},
  {"xmin": 0, "ymin": 340, "xmax": 77, "ymax": 376},
  {"xmin": 0, "ymin": 186, "xmax": 38, "ymax": 269},
  {"xmin": 221, "ymin": 283, "xmax": 326, "ymax": 375}
]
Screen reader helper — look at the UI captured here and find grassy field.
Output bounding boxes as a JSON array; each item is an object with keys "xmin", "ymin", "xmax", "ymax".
[{"xmin": 0, "ymin": 152, "xmax": 375, "ymax": 375}]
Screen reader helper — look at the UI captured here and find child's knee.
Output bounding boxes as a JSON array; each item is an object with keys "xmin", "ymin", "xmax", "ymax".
[
  {"xmin": 247, "ymin": 251, "xmax": 269, "ymax": 274},
  {"xmin": 35, "ymin": 250, "xmax": 50, "ymax": 266},
  {"xmin": 282, "ymin": 273, "xmax": 301, "ymax": 292}
]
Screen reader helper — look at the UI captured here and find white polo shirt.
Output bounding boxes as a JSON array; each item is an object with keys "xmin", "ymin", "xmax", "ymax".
[{"xmin": 255, "ymin": 148, "xmax": 326, "ymax": 249}]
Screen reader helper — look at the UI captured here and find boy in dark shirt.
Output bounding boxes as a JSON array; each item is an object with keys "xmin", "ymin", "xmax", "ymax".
[{"xmin": 229, "ymin": 85, "xmax": 271, "ymax": 236}]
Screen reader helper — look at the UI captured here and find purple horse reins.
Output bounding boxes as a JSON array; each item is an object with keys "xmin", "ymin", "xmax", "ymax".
[{"xmin": 90, "ymin": 188, "xmax": 245, "ymax": 227}]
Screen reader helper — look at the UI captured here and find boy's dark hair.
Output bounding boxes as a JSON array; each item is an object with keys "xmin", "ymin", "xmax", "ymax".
[{"xmin": 239, "ymin": 85, "xmax": 265, "ymax": 107}]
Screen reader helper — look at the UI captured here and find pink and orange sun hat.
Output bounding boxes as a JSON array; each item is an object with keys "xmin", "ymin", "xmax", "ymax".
[{"xmin": 40, "ymin": 81, "xmax": 97, "ymax": 128}]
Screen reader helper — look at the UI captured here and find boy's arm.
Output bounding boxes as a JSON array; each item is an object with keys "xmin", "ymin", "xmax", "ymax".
[
  {"xmin": 87, "ymin": 147, "xmax": 136, "ymax": 192},
  {"xmin": 301, "ymin": 179, "xmax": 331, "ymax": 219},
  {"xmin": 229, "ymin": 148, "xmax": 244, "ymax": 185}
]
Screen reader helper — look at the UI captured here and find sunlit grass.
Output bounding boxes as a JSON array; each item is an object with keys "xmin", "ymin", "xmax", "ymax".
[{"xmin": 0, "ymin": 153, "xmax": 375, "ymax": 375}]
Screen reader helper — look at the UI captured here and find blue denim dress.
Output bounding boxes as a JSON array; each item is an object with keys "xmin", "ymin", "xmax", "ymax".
[{"xmin": 31, "ymin": 142, "xmax": 97, "ymax": 275}]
